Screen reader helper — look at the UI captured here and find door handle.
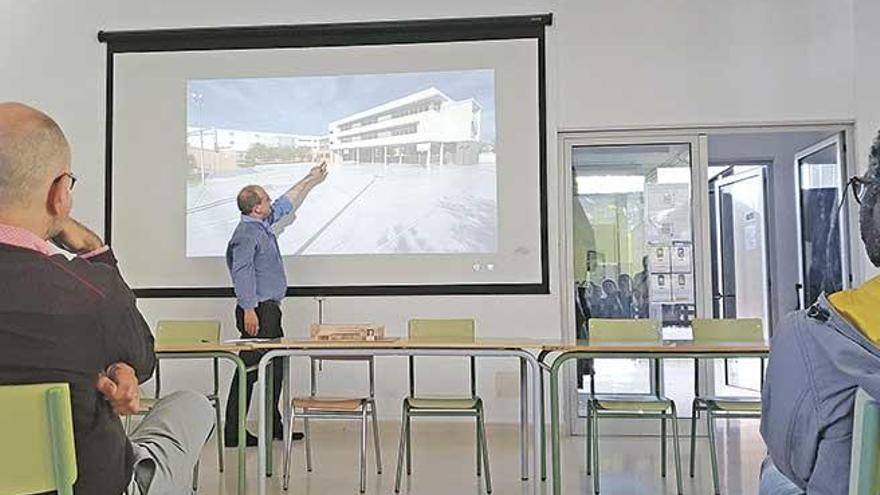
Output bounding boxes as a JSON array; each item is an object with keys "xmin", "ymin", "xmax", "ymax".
[{"xmin": 713, "ymin": 293, "xmax": 736, "ymax": 300}]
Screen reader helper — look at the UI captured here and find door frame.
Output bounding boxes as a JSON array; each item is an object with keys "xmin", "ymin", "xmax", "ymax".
[
  {"xmin": 557, "ymin": 123, "xmax": 856, "ymax": 436},
  {"xmin": 714, "ymin": 166, "xmax": 772, "ymax": 392},
  {"xmin": 713, "ymin": 166, "xmax": 772, "ymax": 330},
  {"xmin": 793, "ymin": 132, "xmax": 852, "ymax": 309},
  {"xmin": 559, "ymin": 132, "xmax": 708, "ymax": 436}
]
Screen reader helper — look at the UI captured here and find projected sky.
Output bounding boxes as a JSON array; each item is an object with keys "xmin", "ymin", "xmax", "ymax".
[{"xmin": 187, "ymin": 69, "xmax": 496, "ymax": 144}]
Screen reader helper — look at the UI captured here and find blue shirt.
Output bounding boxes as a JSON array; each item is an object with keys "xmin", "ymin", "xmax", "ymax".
[{"xmin": 226, "ymin": 195, "xmax": 294, "ymax": 309}]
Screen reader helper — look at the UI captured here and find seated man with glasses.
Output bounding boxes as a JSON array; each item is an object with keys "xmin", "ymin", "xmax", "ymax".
[
  {"xmin": 759, "ymin": 132, "xmax": 880, "ymax": 494},
  {"xmin": 0, "ymin": 102, "xmax": 214, "ymax": 495}
]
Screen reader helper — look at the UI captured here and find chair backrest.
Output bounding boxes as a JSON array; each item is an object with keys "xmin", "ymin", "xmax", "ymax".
[
  {"xmin": 407, "ymin": 319, "xmax": 477, "ymax": 397},
  {"xmin": 849, "ymin": 389, "xmax": 880, "ymax": 495},
  {"xmin": 0, "ymin": 383, "xmax": 77, "ymax": 495},
  {"xmin": 155, "ymin": 320, "xmax": 221, "ymax": 345},
  {"xmin": 690, "ymin": 318, "xmax": 764, "ymax": 343},
  {"xmin": 310, "ymin": 356, "xmax": 377, "ymax": 398},
  {"xmin": 586, "ymin": 319, "xmax": 661, "ymax": 396},
  {"xmin": 588, "ymin": 318, "xmax": 660, "ymax": 343},
  {"xmin": 154, "ymin": 320, "xmax": 222, "ymax": 397}
]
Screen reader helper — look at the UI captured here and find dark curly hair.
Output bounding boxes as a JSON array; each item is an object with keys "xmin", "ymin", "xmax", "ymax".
[{"xmin": 859, "ymin": 130, "xmax": 880, "ymax": 267}]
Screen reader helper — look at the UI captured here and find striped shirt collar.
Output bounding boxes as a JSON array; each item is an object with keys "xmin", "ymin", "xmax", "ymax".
[{"xmin": 0, "ymin": 223, "xmax": 51, "ymax": 256}]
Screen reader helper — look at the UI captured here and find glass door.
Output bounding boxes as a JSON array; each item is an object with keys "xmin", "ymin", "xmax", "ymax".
[
  {"xmin": 712, "ymin": 166, "xmax": 769, "ymax": 393},
  {"xmin": 794, "ymin": 133, "xmax": 850, "ymax": 309},
  {"xmin": 568, "ymin": 139, "xmax": 704, "ymax": 429}
]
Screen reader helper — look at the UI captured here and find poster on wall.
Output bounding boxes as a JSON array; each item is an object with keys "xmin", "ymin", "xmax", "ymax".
[
  {"xmin": 672, "ymin": 273, "xmax": 694, "ymax": 303},
  {"xmin": 671, "ymin": 242, "xmax": 692, "ymax": 273},
  {"xmin": 644, "ymin": 183, "xmax": 691, "ymax": 243},
  {"xmin": 649, "ymin": 273, "xmax": 673, "ymax": 302},
  {"xmin": 648, "ymin": 246, "xmax": 671, "ymax": 273}
]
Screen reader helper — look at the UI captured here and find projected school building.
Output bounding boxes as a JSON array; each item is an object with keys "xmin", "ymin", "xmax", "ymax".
[{"xmin": 328, "ymin": 87, "xmax": 486, "ymax": 167}]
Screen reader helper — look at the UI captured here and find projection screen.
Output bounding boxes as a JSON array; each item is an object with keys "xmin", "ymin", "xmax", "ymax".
[{"xmin": 99, "ymin": 16, "xmax": 551, "ymax": 296}]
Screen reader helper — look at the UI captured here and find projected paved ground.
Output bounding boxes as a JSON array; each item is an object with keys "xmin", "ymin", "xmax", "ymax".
[{"xmin": 186, "ymin": 162, "xmax": 497, "ymax": 257}]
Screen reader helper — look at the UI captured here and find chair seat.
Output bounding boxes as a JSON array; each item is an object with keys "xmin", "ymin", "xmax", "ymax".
[
  {"xmin": 405, "ymin": 397, "xmax": 481, "ymax": 410},
  {"xmin": 703, "ymin": 397, "xmax": 762, "ymax": 412},
  {"xmin": 592, "ymin": 394, "xmax": 674, "ymax": 412},
  {"xmin": 292, "ymin": 397, "xmax": 366, "ymax": 411}
]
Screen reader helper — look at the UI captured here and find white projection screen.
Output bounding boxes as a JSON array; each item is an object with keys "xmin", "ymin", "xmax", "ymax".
[{"xmin": 100, "ymin": 16, "xmax": 550, "ymax": 296}]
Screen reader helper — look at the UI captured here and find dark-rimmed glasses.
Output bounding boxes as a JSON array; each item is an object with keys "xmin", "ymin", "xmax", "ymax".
[
  {"xmin": 52, "ymin": 171, "xmax": 77, "ymax": 191},
  {"xmin": 850, "ymin": 176, "xmax": 878, "ymax": 205}
]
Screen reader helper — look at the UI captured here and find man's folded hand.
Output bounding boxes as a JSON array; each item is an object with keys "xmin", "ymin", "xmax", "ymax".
[{"xmin": 97, "ymin": 362, "xmax": 141, "ymax": 415}]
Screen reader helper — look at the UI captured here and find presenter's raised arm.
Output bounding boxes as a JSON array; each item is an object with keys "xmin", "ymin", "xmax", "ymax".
[{"xmin": 283, "ymin": 161, "xmax": 328, "ymax": 210}]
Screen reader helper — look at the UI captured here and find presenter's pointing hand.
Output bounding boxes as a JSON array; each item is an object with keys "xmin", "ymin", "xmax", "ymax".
[
  {"xmin": 243, "ymin": 308, "xmax": 260, "ymax": 336},
  {"xmin": 308, "ymin": 161, "xmax": 328, "ymax": 184}
]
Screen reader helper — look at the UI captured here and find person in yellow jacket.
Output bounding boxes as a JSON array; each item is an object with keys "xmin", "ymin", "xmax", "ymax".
[{"xmin": 760, "ymin": 132, "xmax": 880, "ymax": 494}]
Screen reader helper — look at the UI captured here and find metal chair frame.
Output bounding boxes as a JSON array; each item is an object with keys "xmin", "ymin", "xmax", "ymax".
[
  {"xmin": 688, "ymin": 318, "xmax": 764, "ymax": 495},
  {"xmin": 394, "ymin": 319, "xmax": 492, "ymax": 494},
  {"xmin": 282, "ymin": 356, "xmax": 381, "ymax": 494},
  {"xmin": 583, "ymin": 319, "xmax": 683, "ymax": 495}
]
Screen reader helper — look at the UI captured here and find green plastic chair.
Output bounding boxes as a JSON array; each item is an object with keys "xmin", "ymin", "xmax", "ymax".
[
  {"xmin": 0, "ymin": 383, "xmax": 77, "ymax": 495},
  {"xmin": 688, "ymin": 318, "xmax": 764, "ymax": 495},
  {"xmin": 849, "ymin": 389, "xmax": 880, "ymax": 495},
  {"xmin": 394, "ymin": 319, "xmax": 492, "ymax": 494},
  {"xmin": 128, "ymin": 320, "xmax": 223, "ymax": 488},
  {"xmin": 586, "ymin": 318, "xmax": 683, "ymax": 495}
]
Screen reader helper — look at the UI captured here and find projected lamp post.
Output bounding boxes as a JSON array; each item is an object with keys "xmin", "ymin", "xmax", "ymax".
[{"xmin": 191, "ymin": 91, "xmax": 206, "ymax": 184}]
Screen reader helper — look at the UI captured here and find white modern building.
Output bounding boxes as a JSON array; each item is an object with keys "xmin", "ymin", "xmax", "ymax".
[{"xmin": 327, "ymin": 87, "xmax": 486, "ymax": 166}]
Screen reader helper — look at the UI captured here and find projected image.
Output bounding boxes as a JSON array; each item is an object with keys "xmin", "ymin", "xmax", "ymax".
[{"xmin": 185, "ymin": 70, "xmax": 497, "ymax": 257}]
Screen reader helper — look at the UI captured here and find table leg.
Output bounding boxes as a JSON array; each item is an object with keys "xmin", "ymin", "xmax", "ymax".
[
  {"xmin": 520, "ymin": 357, "xmax": 529, "ymax": 481},
  {"xmin": 233, "ymin": 357, "xmax": 247, "ymax": 495},
  {"xmin": 265, "ymin": 360, "xmax": 273, "ymax": 477},
  {"xmin": 549, "ymin": 355, "xmax": 567, "ymax": 495}
]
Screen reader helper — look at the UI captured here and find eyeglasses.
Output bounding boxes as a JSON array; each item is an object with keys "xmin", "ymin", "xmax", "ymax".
[
  {"xmin": 850, "ymin": 176, "xmax": 878, "ymax": 205},
  {"xmin": 52, "ymin": 171, "xmax": 77, "ymax": 191}
]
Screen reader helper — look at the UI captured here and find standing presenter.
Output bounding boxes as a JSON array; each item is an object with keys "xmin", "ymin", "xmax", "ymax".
[{"xmin": 223, "ymin": 161, "xmax": 328, "ymax": 447}]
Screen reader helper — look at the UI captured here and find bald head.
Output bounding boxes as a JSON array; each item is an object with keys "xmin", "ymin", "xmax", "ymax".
[
  {"xmin": 0, "ymin": 102, "xmax": 70, "ymax": 209},
  {"xmin": 237, "ymin": 185, "xmax": 267, "ymax": 215}
]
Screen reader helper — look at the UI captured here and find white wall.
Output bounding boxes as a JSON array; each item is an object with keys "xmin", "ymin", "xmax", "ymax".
[
  {"xmin": 0, "ymin": 0, "xmax": 860, "ymax": 422},
  {"xmin": 556, "ymin": 0, "xmax": 854, "ymax": 129}
]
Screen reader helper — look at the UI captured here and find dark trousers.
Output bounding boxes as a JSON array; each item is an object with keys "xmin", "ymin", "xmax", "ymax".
[
  {"xmin": 575, "ymin": 286, "xmax": 594, "ymax": 389},
  {"xmin": 224, "ymin": 300, "xmax": 285, "ymax": 438}
]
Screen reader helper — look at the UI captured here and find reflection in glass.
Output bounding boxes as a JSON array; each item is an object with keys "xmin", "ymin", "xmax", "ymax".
[
  {"xmin": 798, "ymin": 143, "xmax": 843, "ymax": 307},
  {"xmin": 572, "ymin": 143, "xmax": 695, "ymax": 398}
]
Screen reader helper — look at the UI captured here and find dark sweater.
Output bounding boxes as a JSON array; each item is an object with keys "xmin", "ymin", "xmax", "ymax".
[{"xmin": 0, "ymin": 243, "xmax": 155, "ymax": 495}]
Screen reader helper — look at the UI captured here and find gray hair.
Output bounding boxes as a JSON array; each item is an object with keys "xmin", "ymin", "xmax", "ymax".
[
  {"xmin": 0, "ymin": 106, "xmax": 69, "ymax": 207},
  {"xmin": 237, "ymin": 185, "xmax": 264, "ymax": 214}
]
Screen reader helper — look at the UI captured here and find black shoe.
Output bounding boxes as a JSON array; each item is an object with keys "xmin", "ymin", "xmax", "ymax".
[
  {"xmin": 224, "ymin": 432, "xmax": 259, "ymax": 448},
  {"xmin": 274, "ymin": 429, "xmax": 305, "ymax": 441}
]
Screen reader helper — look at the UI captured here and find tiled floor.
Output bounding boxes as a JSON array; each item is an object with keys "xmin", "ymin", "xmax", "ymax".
[{"xmin": 195, "ymin": 419, "xmax": 764, "ymax": 494}]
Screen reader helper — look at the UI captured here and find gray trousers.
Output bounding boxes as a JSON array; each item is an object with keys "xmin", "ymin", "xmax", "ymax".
[
  {"xmin": 128, "ymin": 391, "xmax": 214, "ymax": 495},
  {"xmin": 759, "ymin": 457, "xmax": 805, "ymax": 495}
]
